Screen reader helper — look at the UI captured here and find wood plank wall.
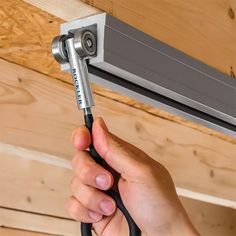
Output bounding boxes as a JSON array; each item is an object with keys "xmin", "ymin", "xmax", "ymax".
[
  {"xmin": 0, "ymin": 57, "xmax": 236, "ymax": 236},
  {"xmin": 0, "ymin": 228, "xmax": 55, "ymax": 236},
  {"xmin": 81, "ymin": 0, "xmax": 236, "ymax": 78},
  {"xmin": 1, "ymin": 58, "xmax": 236, "ymax": 204},
  {"xmin": 0, "ymin": 0, "xmax": 236, "ymax": 235},
  {"xmin": 1, "ymin": 0, "xmax": 234, "ymax": 142}
]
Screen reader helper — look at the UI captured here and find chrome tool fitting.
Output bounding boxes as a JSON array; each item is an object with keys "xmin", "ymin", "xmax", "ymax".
[{"xmin": 51, "ymin": 28, "xmax": 97, "ymax": 110}]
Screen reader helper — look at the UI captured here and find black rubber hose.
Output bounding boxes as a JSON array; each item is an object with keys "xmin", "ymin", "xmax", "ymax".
[{"xmin": 81, "ymin": 113, "xmax": 141, "ymax": 236}]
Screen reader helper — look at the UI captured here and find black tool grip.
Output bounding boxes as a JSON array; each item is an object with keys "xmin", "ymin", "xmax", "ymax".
[
  {"xmin": 84, "ymin": 114, "xmax": 103, "ymax": 166},
  {"xmin": 81, "ymin": 114, "xmax": 141, "ymax": 236}
]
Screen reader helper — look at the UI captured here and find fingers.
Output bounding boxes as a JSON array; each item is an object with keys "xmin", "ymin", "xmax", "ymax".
[
  {"xmin": 68, "ymin": 150, "xmax": 116, "ymax": 223},
  {"xmin": 71, "ymin": 126, "xmax": 91, "ymax": 150},
  {"xmin": 72, "ymin": 151, "xmax": 114, "ymax": 190},
  {"xmin": 92, "ymin": 117, "xmax": 147, "ymax": 175},
  {"xmin": 66, "ymin": 196, "xmax": 103, "ymax": 223},
  {"xmin": 71, "ymin": 177, "xmax": 116, "ymax": 216},
  {"xmin": 71, "ymin": 118, "xmax": 150, "ymax": 180}
]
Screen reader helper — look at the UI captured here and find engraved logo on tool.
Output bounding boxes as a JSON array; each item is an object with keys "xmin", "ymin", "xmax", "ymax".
[{"xmin": 72, "ymin": 68, "xmax": 82, "ymax": 105}]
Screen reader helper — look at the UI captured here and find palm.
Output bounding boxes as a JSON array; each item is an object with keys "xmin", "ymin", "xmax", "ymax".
[{"xmin": 93, "ymin": 209, "xmax": 127, "ymax": 236}]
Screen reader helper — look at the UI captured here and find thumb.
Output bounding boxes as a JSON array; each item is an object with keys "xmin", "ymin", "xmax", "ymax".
[{"xmin": 92, "ymin": 117, "xmax": 145, "ymax": 176}]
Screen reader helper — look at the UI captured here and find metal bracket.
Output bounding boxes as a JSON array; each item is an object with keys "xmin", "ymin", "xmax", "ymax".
[{"xmin": 60, "ymin": 13, "xmax": 236, "ymax": 138}]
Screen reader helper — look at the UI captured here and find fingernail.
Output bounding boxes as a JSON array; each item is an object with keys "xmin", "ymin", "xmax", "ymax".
[
  {"xmin": 88, "ymin": 210, "xmax": 102, "ymax": 221},
  {"xmin": 99, "ymin": 200, "xmax": 115, "ymax": 214},
  {"xmin": 95, "ymin": 174, "xmax": 110, "ymax": 189}
]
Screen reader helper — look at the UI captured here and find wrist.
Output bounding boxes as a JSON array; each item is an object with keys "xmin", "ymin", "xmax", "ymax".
[
  {"xmin": 147, "ymin": 208, "xmax": 200, "ymax": 236},
  {"xmin": 170, "ymin": 211, "xmax": 200, "ymax": 236}
]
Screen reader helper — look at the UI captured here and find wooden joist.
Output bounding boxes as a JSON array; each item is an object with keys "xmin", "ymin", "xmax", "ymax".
[
  {"xmin": 81, "ymin": 0, "xmax": 236, "ymax": 79},
  {"xmin": 0, "ymin": 149, "xmax": 71, "ymax": 217},
  {"xmin": 0, "ymin": 228, "xmax": 54, "ymax": 236},
  {"xmin": 1, "ymin": 58, "xmax": 236, "ymax": 206},
  {"xmin": 180, "ymin": 198, "xmax": 236, "ymax": 236},
  {"xmin": 0, "ymin": 208, "xmax": 80, "ymax": 236},
  {"xmin": 24, "ymin": 0, "xmax": 99, "ymax": 21},
  {"xmin": 0, "ymin": 0, "xmax": 234, "ymax": 142},
  {"xmin": 0, "ymin": 141, "xmax": 235, "ymax": 235}
]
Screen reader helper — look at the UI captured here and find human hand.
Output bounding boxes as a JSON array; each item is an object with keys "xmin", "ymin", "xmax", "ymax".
[{"xmin": 66, "ymin": 117, "xmax": 199, "ymax": 236}]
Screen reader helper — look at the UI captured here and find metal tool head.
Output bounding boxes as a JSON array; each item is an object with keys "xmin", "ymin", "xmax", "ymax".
[
  {"xmin": 73, "ymin": 29, "xmax": 97, "ymax": 58},
  {"xmin": 51, "ymin": 29, "xmax": 96, "ymax": 63},
  {"xmin": 51, "ymin": 34, "xmax": 69, "ymax": 64},
  {"xmin": 51, "ymin": 27, "xmax": 97, "ymax": 111}
]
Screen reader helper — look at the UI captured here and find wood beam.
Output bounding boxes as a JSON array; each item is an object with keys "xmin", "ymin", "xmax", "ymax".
[
  {"xmin": 0, "ymin": 144, "xmax": 235, "ymax": 235},
  {"xmin": 0, "ymin": 228, "xmax": 54, "ymax": 236},
  {"xmin": 0, "ymin": 0, "xmax": 233, "ymax": 143},
  {"xmin": 0, "ymin": 208, "xmax": 80, "ymax": 236},
  {"xmin": 1, "ymin": 59, "xmax": 236, "ymax": 206},
  {"xmin": 180, "ymin": 198, "xmax": 236, "ymax": 236},
  {"xmin": 0, "ymin": 150, "xmax": 70, "ymax": 217},
  {"xmin": 24, "ymin": 0, "xmax": 99, "ymax": 21},
  {"xmin": 80, "ymin": 0, "xmax": 236, "ymax": 78}
]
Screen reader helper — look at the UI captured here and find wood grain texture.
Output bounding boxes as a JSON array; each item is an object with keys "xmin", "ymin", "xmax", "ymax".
[
  {"xmin": 82, "ymin": 0, "xmax": 236, "ymax": 79},
  {"xmin": 0, "ymin": 228, "xmax": 54, "ymax": 236},
  {"xmin": 0, "ymin": 152, "xmax": 71, "ymax": 217},
  {"xmin": 0, "ymin": 146, "xmax": 235, "ymax": 236},
  {"xmin": 0, "ymin": 208, "xmax": 80, "ymax": 236},
  {"xmin": 180, "ymin": 198, "xmax": 236, "ymax": 236},
  {"xmin": 0, "ymin": 0, "xmax": 64, "ymax": 79},
  {"xmin": 24, "ymin": 0, "xmax": 99, "ymax": 21},
  {"xmin": 1, "ymin": 59, "xmax": 236, "ymax": 204},
  {"xmin": 0, "ymin": 0, "xmax": 235, "ymax": 143}
]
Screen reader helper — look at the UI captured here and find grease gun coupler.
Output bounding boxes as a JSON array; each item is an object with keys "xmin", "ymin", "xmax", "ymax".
[{"xmin": 51, "ymin": 28, "xmax": 140, "ymax": 236}]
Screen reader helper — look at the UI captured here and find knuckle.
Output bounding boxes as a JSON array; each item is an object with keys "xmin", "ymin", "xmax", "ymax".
[
  {"xmin": 81, "ymin": 200, "xmax": 90, "ymax": 209},
  {"xmin": 69, "ymin": 208, "xmax": 80, "ymax": 221},
  {"xmin": 78, "ymin": 165, "xmax": 92, "ymax": 182},
  {"xmin": 80, "ymin": 190, "xmax": 94, "ymax": 209},
  {"xmin": 66, "ymin": 199, "xmax": 80, "ymax": 221},
  {"xmin": 81, "ymin": 189, "xmax": 98, "ymax": 210},
  {"xmin": 69, "ymin": 179, "xmax": 97, "ymax": 210},
  {"xmin": 71, "ymin": 154, "xmax": 78, "ymax": 169},
  {"xmin": 71, "ymin": 156, "xmax": 77, "ymax": 168},
  {"xmin": 73, "ymin": 151, "xmax": 92, "ymax": 173},
  {"xmin": 70, "ymin": 177, "xmax": 78, "ymax": 192}
]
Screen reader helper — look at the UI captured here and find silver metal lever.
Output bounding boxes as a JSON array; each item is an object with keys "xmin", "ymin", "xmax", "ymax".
[
  {"xmin": 51, "ymin": 28, "xmax": 97, "ymax": 110},
  {"xmin": 65, "ymin": 38, "xmax": 94, "ymax": 110}
]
